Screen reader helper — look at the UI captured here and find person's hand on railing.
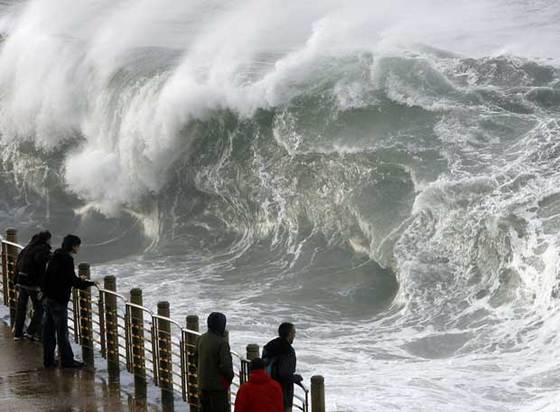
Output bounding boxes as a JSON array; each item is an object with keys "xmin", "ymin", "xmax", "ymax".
[{"xmin": 294, "ymin": 374, "xmax": 303, "ymax": 384}]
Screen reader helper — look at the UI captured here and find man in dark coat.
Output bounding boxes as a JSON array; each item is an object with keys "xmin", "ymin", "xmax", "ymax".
[
  {"xmin": 42, "ymin": 234, "xmax": 96, "ymax": 368},
  {"xmin": 195, "ymin": 312, "xmax": 234, "ymax": 412},
  {"xmin": 13, "ymin": 230, "xmax": 51, "ymax": 341},
  {"xmin": 262, "ymin": 322, "xmax": 303, "ymax": 412},
  {"xmin": 234, "ymin": 357, "xmax": 283, "ymax": 412}
]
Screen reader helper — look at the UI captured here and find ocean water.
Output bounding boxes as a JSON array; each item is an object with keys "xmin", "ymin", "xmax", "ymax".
[{"xmin": 1, "ymin": 1, "xmax": 560, "ymax": 410}]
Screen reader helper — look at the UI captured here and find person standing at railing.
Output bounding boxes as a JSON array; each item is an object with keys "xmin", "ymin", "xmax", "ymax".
[
  {"xmin": 234, "ymin": 357, "xmax": 284, "ymax": 412},
  {"xmin": 262, "ymin": 323, "xmax": 303, "ymax": 412},
  {"xmin": 13, "ymin": 230, "xmax": 52, "ymax": 341},
  {"xmin": 41, "ymin": 234, "xmax": 96, "ymax": 368},
  {"xmin": 195, "ymin": 312, "xmax": 235, "ymax": 412}
]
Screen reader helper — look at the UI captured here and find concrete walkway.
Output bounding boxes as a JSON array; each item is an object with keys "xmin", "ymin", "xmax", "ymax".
[{"xmin": 0, "ymin": 321, "xmax": 161, "ymax": 411}]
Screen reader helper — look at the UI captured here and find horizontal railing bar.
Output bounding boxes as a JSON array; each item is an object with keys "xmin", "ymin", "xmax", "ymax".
[
  {"xmin": 294, "ymin": 393, "xmax": 306, "ymax": 403},
  {"xmin": 125, "ymin": 301, "xmax": 154, "ymax": 315},
  {"xmin": 181, "ymin": 328, "xmax": 201, "ymax": 336},
  {"xmin": 151, "ymin": 314, "xmax": 183, "ymax": 329},
  {"xmin": 95, "ymin": 287, "xmax": 127, "ymax": 302},
  {"xmin": 0, "ymin": 240, "xmax": 23, "ymax": 250}
]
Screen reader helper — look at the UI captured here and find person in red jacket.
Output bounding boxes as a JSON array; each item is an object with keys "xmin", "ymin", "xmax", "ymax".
[{"xmin": 235, "ymin": 358, "xmax": 284, "ymax": 412}]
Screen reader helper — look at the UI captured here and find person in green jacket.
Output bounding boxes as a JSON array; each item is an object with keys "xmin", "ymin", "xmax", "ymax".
[{"xmin": 196, "ymin": 312, "xmax": 234, "ymax": 412}]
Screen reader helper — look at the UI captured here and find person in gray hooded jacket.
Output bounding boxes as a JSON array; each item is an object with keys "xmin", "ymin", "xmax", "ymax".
[{"xmin": 195, "ymin": 312, "xmax": 234, "ymax": 412}]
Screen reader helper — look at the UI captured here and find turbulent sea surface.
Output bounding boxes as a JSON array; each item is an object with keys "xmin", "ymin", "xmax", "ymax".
[{"xmin": 1, "ymin": 1, "xmax": 560, "ymax": 410}]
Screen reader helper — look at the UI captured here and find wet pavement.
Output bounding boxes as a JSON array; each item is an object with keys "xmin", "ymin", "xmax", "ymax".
[{"xmin": 0, "ymin": 321, "xmax": 165, "ymax": 411}]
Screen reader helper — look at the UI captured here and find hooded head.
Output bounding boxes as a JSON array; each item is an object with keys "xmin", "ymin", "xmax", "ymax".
[
  {"xmin": 30, "ymin": 230, "xmax": 51, "ymax": 245},
  {"xmin": 249, "ymin": 358, "xmax": 265, "ymax": 372},
  {"xmin": 207, "ymin": 312, "xmax": 227, "ymax": 336},
  {"xmin": 36, "ymin": 230, "xmax": 52, "ymax": 244}
]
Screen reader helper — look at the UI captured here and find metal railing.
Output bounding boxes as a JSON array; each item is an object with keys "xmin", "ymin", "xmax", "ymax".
[{"xmin": 0, "ymin": 230, "xmax": 322, "ymax": 412}]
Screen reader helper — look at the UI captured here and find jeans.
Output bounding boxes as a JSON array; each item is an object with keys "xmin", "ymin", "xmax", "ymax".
[
  {"xmin": 42, "ymin": 298, "xmax": 74, "ymax": 366},
  {"xmin": 13, "ymin": 286, "xmax": 43, "ymax": 338}
]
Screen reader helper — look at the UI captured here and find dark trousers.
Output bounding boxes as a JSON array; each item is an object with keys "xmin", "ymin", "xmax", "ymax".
[
  {"xmin": 199, "ymin": 390, "xmax": 230, "ymax": 412},
  {"xmin": 42, "ymin": 298, "xmax": 74, "ymax": 366},
  {"xmin": 13, "ymin": 287, "xmax": 43, "ymax": 338}
]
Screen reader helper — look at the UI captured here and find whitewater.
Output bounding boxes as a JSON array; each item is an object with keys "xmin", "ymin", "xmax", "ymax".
[{"xmin": 1, "ymin": 0, "xmax": 560, "ymax": 410}]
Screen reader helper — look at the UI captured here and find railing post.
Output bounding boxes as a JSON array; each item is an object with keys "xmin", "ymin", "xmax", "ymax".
[
  {"xmin": 78, "ymin": 263, "xmax": 94, "ymax": 366},
  {"xmin": 157, "ymin": 301, "xmax": 174, "ymax": 409},
  {"xmin": 311, "ymin": 375, "xmax": 325, "ymax": 412},
  {"xmin": 180, "ymin": 326, "xmax": 187, "ymax": 402},
  {"xmin": 2, "ymin": 240, "xmax": 8, "ymax": 306},
  {"xmin": 246, "ymin": 344, "xmax": 260, "ymax": 360},
  {"xmin": 104, "ymin": 275, "xmax": 119, "ymax": 377},
  {"xmin": 130, "ymin": 288, "xmax": 147, "ymax": 399},
  {"xmin": 72, "ymin": 288, "xmax": 80, "ymax": 343},
  {"xmin": 151, "ymin": 316, "xmax": 158, "ymax": 385},
  {"xmin": 125, "ymin": 300, "xmax": 132, "ymax": 373},
  {"xmin": 6, "ymin": 229, "xmax": 17, "ymax": 327},
  {"xmin": 97, "ymin": 288, "xmax": 106, "ymax": 359},
  {"xmin": 241, "ymin": 343, "xmax": 260, "ymax": 384},
  {"xmin": 186, "ymin": 314, "xmax": 199, "ymax": 412}
]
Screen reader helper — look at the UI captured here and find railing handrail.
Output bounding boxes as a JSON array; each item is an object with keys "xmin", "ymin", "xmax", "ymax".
[
  {"xmin": 124, "ymin": 301, "xmax": 154, "ymax": 316},
  {"xmin": 151, "ymin": 313, "xmax": 183, "ymax": 330},
  {"xmin": 96, "ymin": 286, "xmax": 128, "ymax": 302},
  {"xmin": 181, "ymin": 327, "xmax": 202, "ymax": 337},
  {"xmin": 1, "ymin": 239, "xmax": 23, "ymax": 250}
]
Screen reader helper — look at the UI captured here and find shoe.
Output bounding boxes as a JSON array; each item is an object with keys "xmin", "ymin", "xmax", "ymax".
[
  {"xmin": 13, "ymin": 335, "xmax": 23, "ymax": 341},
  {"xmin": 44, "ymin": 361, "xmax": 59, "ymax": 368},
  {"xmin": 24, "ymin": 332, "xmax": 37, "ymax": 342},
  {"xmin": 61, "ymin": 360, "xmax": 85, "ymax": 368}
]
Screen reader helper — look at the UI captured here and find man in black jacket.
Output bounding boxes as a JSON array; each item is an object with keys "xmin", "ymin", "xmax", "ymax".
[
  {"xmin": 262, "ymin": 322, "xmax": 303, "ymax": 412},
  {"xmin": 13, "ymin": 230, "xmax": 51, "ymax": 341},
  {"xmin": 42, "ymin": 234, "xmax": 96, "ymax": 368}
]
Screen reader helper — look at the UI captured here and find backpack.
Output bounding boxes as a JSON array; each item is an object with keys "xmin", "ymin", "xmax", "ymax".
[
  {"xmin": 13, "ymin": 246, "xmax": 28, "ymax": 281},
  {"xmin": 15, "ymin": 244, "xmax": 45, "ymax": 287}
]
